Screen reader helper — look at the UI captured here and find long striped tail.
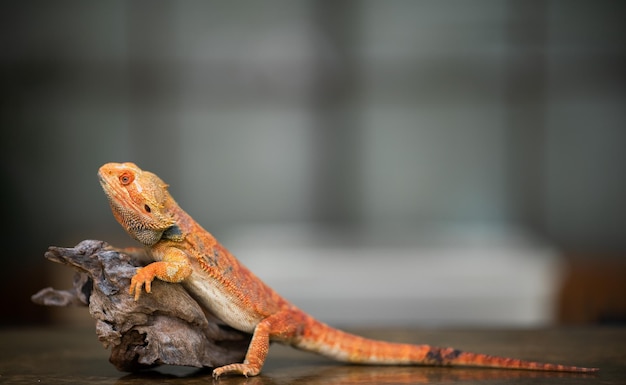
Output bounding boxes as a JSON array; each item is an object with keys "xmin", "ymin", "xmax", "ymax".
[{"xmin": 293, "ymin": 318, "xmax": 598, "ymax": 373}]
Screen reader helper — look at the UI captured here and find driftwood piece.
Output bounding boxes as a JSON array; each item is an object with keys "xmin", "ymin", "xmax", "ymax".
[{"xmin": 32, "ymin": 240, "xmax": 250, "ymax": 372}]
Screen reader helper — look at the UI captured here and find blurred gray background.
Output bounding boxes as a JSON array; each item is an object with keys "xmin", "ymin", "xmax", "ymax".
[{"xmin": 1, "ymin": 1, "xmax": 625, "ymax": 326}]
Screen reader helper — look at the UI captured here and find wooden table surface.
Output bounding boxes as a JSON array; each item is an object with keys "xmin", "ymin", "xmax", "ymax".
[{"xmin": 0, "ymin": 326, "xmax": 623, "ymax": 384}]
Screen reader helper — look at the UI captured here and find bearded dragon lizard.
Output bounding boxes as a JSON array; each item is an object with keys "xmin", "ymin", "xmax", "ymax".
[{"xmin": 98, "ymin": 162, "xmax": 598, "ymax": 377}]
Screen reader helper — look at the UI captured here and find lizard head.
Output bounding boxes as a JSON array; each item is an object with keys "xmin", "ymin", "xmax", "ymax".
[{"xmin": 98, "ymin": 162, "xmax": 179, "ymax": 246}]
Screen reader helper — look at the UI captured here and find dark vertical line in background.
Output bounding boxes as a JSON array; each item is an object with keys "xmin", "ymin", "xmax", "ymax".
[
  {"xmin": 126, "ymin": 2, "xmax": 181, "ymax": 182},
  {"xmin": 504, "ymin": 1, "xmax": 548, "ymax": 236},
  {"xmin": 310, "ymin": 0, "xmax": 362, "ymax": 225}
]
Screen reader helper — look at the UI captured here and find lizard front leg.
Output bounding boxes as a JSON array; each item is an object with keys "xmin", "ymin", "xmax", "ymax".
[
  {"xmin": 212, "ymin": 310, "xmax": 303, "ymax": 378},
  {"xmin": 129, "ymin": 245, "xmax": 192, "ymax": 300}
]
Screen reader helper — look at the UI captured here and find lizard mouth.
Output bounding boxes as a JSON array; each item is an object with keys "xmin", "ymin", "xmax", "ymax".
[
  {"xmin": 97, "ymin": 168, "xmax": 127, "ymax": 208},
  {"xmin": 97, "ymin": 172, "xmax": 115, "ymax": 201},
  {"xmin": 97, "ymin": 166, "xmax": 113, "ymax": 187},
  {"xmin": 97, "ymin": 172, "xmax": 107, "ymax": 186}
]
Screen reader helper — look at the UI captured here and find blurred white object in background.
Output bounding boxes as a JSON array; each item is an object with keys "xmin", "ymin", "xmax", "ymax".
[{"xmin": 228, "ymin": 223, "xmax": 564, "ymax": 328}]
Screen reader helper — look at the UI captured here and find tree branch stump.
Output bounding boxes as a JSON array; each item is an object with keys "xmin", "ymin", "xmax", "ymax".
[{"xmin": 32, "ymin": 240, "xmax": 250, "ymax": 372}]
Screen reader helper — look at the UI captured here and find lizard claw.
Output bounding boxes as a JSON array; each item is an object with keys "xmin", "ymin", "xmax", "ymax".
[
  {"xmin": 129, "ymin": 267, "xmax": 154, "ymax": 301},
  {"xmin": 212, "ymin": 363, "xmax": 260, "ymax": 378}
]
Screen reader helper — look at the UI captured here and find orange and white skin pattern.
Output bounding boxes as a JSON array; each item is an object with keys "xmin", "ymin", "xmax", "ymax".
[{"xmin": 98, "ymin": 162, "xmax": 599, "ymax": 378}]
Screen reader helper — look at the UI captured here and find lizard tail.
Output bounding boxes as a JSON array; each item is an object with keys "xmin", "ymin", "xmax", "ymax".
[{"xmin": 293, "ymin": 318, "xmax": 598, "ymax": 373}]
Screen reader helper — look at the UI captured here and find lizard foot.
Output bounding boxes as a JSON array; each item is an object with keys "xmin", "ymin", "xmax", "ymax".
[
  {"xmin": 129, "ymin": 266, "xmax": 155, "ymax": 300},
  {"xmin": 212, "ymin": 363, "xmax": 261, "ymax": 378}
]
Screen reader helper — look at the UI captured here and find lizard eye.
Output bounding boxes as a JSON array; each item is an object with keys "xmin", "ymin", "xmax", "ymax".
[
  {"xmin": 119, "ymin": 172, "xmax": 134, "ymax": 185},
  {"xmin": 144, "ymin": 204, "xmax": 151, "ymax": 213}
]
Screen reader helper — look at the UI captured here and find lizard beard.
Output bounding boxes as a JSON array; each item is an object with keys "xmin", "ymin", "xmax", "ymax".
[{"xmin": 108, "ymin": 199, "xmax": 169, "ymax": 246}]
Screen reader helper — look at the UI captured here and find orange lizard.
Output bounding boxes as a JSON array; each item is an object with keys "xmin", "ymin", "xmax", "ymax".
[{"xmin": 98, "ymin": 162, "xmax": 598, "ymax": 377}]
